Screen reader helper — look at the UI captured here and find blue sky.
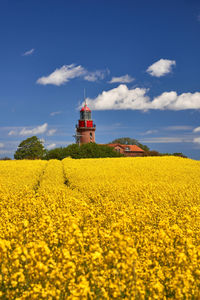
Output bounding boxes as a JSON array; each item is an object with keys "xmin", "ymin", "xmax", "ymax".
[{"xmin": 0, "ymin": 0, "xmax": 200, "ymax": 159}]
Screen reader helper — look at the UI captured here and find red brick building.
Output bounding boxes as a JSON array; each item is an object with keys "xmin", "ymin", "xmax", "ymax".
[{"xmin": 107, "ymin": 143, "xmax": 145, "ymax": 157}]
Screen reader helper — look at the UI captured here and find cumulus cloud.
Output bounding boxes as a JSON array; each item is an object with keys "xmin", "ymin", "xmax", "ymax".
[
  {"xmin": 85, "ymin": 85, "xmax": 150, "ymax": 110},
  {"xmin": 193, "ymin": 126, "xmax": 200, "ymax": 133},
  {"xmin": 37, "ymin": 64, "xmax": 109, "ymax": 86},
  {"xmin": 37, "ymin": 64, "xmax": 86, "ymax": 86},
  {"xmin": 46, "ymin": 143, "xmax": 56, "ymax": 150},
  {"xmin": 22, "ymin": 48, "xmax": 35, "ymax": 56},
  {"xmin": 19, "ymin": 123, "xmax": 48, "ymax": 136},
  {"xmin": 47, "ymin": 129, "xmax": 57, "ymax": 136},
  {"xmin": 8, "ymin": 125, "xmax": 56, "ymax": 137},
  {"xmin": 109, "ymin": 74, "xmax": 134, "ymax": 84},
  {"xmin": 151, "ymin": 91, "xmax": 200, "ymax": 110},
  {"xmin": 85, "ymin": 84, "xmax": 200, "ymax": 111},
  {"xmin": 146, "ymin": 59, "xmax": 176, "ymax": 77}
]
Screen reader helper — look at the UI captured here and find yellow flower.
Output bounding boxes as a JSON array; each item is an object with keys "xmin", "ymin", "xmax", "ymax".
[{"xmin": 0, "ymin": 157, "xmax": 200, "ymax": 298}]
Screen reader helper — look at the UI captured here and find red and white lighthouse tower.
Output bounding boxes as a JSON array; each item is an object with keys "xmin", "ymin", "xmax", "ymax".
[{"xmin": 75, "ymin": 102, "xmax": 96, "ymax": 145}]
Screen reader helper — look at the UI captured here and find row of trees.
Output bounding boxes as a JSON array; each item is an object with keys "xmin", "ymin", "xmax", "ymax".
[
  {"xmin": 45, "ymin": 143, "xmax": 123, "ymax": 160},
  {"xmin": 14, "ymin": 136, "xmax": 123, "ymax": 160},
  {"xmin": 13, "ymin": 136, "xmax": 187, "ymax": 160}
]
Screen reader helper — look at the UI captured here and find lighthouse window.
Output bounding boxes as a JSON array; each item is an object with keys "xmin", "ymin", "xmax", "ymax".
[
  {"xmin": 90, "ymin": 132, "xmax": 93, "ymax": 139},
  {"xmin": 81, "ymin": 111, "xmax": 91, "ymax": 120},
  {"xmin": 80, "ymin": 111, "xmax": 84, "ymax": 119}
]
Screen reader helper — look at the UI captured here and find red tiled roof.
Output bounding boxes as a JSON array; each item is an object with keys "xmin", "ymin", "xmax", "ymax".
[
  {"xmin": 108, "ymin": 143, "xmax": 124, "ymax": 149},
  {"xmin": 107, "ymin": 143, "xmax": 144, "ymax": 152}
]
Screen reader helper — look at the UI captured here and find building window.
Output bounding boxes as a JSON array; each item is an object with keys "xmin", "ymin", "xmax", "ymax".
[
  {"xmin": 90, "ymin": 132, "xmax": 93, "ymax": 140},
  {"xmin": 125, "ymin": 147, "xmax": 130, "ymax": 151}
]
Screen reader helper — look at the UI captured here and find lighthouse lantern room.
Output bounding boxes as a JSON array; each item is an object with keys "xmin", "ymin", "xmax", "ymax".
[{"xmin": 76, "ymin": 103, "xmax": 96, "ymax": 145}]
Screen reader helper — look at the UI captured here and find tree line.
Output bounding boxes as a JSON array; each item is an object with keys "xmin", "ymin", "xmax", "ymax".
[
  {"xmin": 14, "ymin": 136, "xmax": 123, "ymax": 160},
  {"xmin": 12, "ymin": 136, "xmax": 187, "ymax": 160}
]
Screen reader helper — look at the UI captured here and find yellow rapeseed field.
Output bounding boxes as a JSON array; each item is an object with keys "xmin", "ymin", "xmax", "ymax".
[{"xmin": 0, "ymin": 157, "xmax": 200, "ymax": 299}]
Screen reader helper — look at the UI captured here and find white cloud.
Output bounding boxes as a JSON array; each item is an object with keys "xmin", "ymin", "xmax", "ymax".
[
  {"xmin": 84, "ymin": 70, "xmax": 107, "ymax": 82},
  {"xmin": 47, "ymin": 129, "xmax": 57, "ymax": 136},
  {"xmin": 50, "ymin": 111, "xmax": 62, "ymax": 116},
  {"xmin": 193, "ymin": 137, "xmax": 200, "ymax": 144},
  {"xmin": 141, "ymin": 137, "xmax": 192, "ymax": 143},
  {"xmin": 37, "ymin": 64, "xmax": 86, "ymax": 86},
  {"xmin": 19, "ymin": 123, "xmax": 48, "ymax": 136},
  {"xmin": 8, "ymin": 130, "xmax": 17, "ymax": 136},
  {"xmin": 193, "ymin": 126, "xmax": 200, "ymax": 133},
  {"xmin": 109, "ymin": 75, "xmax": 134, "ymax": 84},
  {"xmin": 85, "ymin": 84, "xmax": 150, "ymax": 110},
  {"xmin": 40, "ymin": 138, "xmax": 45, "ymax": 144},
  {"xmin": 146, "ymin": 59, "xmax": 176, "ymax": 77},
  {"xmin": 85, "ymin": 84, "xmax": 200, "ymax": 111},
  {"xmin": 46, "ymin": 143, "xmax": 56, "ymax": 150},
  {"xmin": 7, "ymin": 125, "xmax": 56, "ymax": 139},
  {"xmin": 37, "ymin": 64, "xmax": 109, "ymax": 86},
  {"xmin": 151, "ymin": 91, "xmax": 200, "ymax": 110},
  {"xmin": 165, "ymin": 126, "xmax": 193, "ymax": 131},
  {"xmin": 22, "ymin": 48, "xmax": 35, "ymax": 56},
  {"xmin": 0, "ymin": 143, "xmax": 4, "ymax": 148},
  {"xmin": 142, "ymin": 130, "xmax": 158, "ymax": 135}
]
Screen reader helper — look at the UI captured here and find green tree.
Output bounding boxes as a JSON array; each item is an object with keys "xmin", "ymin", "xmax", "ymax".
[
  {"xmin": 110, "ymin": 137, "xmax": 149, "ymax": 151},
  {"xmin": 0, "ymin": 157, "xmax": 11, "ymax": 160},
  {"xmin": 45, "ymin": 143, "xmax": 123, "ymax": 160},
  {"xmin": 65, "ymin": 144, "xmax": 82, "ymax": 159},
  {"xmin": 14, "ymin": 136, "xmax": 45, "ymax": 160},
  {"xmin": 45, "ymin": 147, "xmax": 69, "ymax": 160},
  {"xmin": 144, "ymin": 150, "xmax": 161, "ymax": 156},
  {"xmin": 79, "ymin": 143, "xmax": 123, "ymax": 158},
  {"xmin": 45, "ymin": 144, "xmax": 81, "ymax": 160},
  {"xmin": 172, "ymin": 152, "xmax": 187, "ymax": 158}
]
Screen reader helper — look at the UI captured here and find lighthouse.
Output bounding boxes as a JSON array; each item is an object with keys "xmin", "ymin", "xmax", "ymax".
[{"xmin": 75, "ymin": 102, "xmax": 96, "ymax": 145}]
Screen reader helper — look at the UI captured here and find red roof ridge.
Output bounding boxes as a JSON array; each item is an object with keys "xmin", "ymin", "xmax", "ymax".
[{"xmin": 107, "ymin": 143, "xmax": 144, "ymax": 152}]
